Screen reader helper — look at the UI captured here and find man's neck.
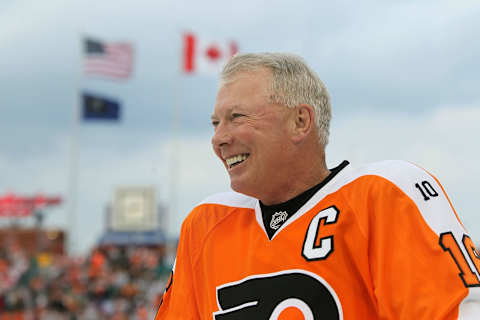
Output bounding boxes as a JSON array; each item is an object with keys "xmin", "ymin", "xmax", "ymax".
[{"xmin": 259, "ymin": 163, "xmax": 330, "ymax": 206}]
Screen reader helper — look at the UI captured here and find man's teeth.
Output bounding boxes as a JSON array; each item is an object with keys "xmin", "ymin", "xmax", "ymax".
[{"xmin": 226, "ymin": 154, "xmax": 249, "ymax": 167}]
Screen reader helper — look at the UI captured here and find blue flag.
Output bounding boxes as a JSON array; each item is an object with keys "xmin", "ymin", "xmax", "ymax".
[{"xmin": 82, "ymin": 92, "xmax": 121, "ymax": 121}]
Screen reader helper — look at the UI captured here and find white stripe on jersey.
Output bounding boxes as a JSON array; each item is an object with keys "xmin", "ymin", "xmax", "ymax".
[{"xmin": 199, "ymin": 191, "xmax": 256, "ymax": 209}]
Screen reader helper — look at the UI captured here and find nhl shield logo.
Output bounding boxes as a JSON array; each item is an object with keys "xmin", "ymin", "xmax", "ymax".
[{"xmin": 270, "ymin": 211, "xmax": 288, "ymax": 230}]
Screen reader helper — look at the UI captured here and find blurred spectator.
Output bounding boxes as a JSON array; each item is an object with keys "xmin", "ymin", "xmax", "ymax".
[{"xmin": 0, "ymin": 238, "xmax": 171, "ymax": 320}]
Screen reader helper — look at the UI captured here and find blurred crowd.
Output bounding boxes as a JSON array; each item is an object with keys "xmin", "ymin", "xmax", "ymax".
[{"xmin": 0, "ymin": 242, "xmax": 171, "ymax": 319}]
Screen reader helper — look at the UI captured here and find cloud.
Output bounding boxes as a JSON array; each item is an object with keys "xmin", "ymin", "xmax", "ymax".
[{"xmin": 308, "ymin": 1, "xmax": 480, "ymax": 110}]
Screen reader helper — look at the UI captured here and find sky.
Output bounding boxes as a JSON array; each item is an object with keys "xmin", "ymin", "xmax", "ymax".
[{"xmin": 0, "ymin": 0, "xmax": 479, "ymax": 255}]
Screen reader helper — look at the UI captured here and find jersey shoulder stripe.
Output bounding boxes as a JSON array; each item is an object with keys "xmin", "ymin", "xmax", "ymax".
[
  {"xmin": 198, "ymin": 191, "xmax": 257, "ymax": 209},
  {"xmin": 333, "ymin": 160, "xmax": 466, "ymax": 236}
]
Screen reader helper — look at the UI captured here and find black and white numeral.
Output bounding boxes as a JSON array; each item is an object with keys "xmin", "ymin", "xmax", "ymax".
[{"xmin": 415, "ymin": 180, "xmax": 439, "ymax": 201}]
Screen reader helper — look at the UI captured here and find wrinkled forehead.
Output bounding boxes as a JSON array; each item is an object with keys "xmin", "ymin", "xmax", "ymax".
[
  {"xmin": 220, "ymin": 67, "xmax": 273, "ymax": 89},
  {"xmin": 212, "ymin": 71, "xmax": 273, "ymax": 118},
  {"xmin": 218, "ymin": 70, "xmax": 272, "ymax": 101}
]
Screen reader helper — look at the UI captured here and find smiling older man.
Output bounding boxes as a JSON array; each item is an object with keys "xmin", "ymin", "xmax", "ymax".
[{"xmin": 155, "ymin": 53, "xmax": 480, "ymax": 319}]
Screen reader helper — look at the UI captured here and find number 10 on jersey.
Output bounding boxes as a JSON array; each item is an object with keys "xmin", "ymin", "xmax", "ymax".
[{"xmin": 440, "ymin": 232, "xmax": 480, "ymax": 287}]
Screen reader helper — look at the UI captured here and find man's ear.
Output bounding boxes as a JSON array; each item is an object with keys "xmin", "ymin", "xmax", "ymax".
[{"xmin": 291, "ymin": 104, "xmax": 315, "ymax": 144}]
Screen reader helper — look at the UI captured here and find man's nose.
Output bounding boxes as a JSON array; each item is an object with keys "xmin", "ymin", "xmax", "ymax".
[{"xmin": 211, "ymin": 122, "xmax": 233, "ymax": 148}]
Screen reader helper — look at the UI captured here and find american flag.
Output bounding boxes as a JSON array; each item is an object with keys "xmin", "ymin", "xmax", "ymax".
[{"xmin": 84, "ymin": 38, "xmax": 134, "ymax": 79}]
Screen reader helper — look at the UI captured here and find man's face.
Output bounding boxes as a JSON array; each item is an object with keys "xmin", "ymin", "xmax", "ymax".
[{"xmin": 211, "ymin": 69, "xmax": 295, "ymax": 200}]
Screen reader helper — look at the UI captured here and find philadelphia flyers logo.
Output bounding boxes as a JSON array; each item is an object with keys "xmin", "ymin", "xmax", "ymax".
[{"xmin": 213, "ymin": 269, "xmax": 343, "ymax": 319}]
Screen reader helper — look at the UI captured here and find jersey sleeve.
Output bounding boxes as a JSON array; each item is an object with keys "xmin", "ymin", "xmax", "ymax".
[
  {"xmin": 155, "ymin": 212, "xmax": 200, "ymax": 320},
  {"xmin": 357, "ymin": 161, "xmax": 480, "ymax": 319}
]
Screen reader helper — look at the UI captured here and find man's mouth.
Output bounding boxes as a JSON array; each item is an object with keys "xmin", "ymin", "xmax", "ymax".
[{"xmin": 225, "ymin": 153, "xmax": 249, "ymax": 168}]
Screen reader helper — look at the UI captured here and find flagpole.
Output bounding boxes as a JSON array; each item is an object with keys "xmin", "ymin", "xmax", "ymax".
[
  {"xmin": 167, "ymin": 80, "xmax": 180, "ymax": 241},
  {"xmin": 67, "ymin": 37, "xmax": 82, "ymax": 256},
  {"xmin": 166, "ymin": 32, "xmax": 183, "ymax": 242}
]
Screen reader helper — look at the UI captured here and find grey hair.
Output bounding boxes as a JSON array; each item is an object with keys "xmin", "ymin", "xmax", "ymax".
[{"xmin": 220, "ymin": 52, "xmax": 332, "ymax": 148}]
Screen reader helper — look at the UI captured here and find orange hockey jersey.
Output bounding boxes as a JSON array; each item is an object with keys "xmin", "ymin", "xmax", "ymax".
[{"xmin": 156, "ymin": 160, "xmax": 480, "ymax": 319}]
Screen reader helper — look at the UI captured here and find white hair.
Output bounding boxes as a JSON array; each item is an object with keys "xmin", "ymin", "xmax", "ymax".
[{"xmin": 220, "ymin": 52, "xmax": 332, "ymax": 147}]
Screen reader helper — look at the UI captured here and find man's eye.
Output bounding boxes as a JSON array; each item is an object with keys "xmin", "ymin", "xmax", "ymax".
[
  {"xmin": 211, "ymin": 120, "xmax": 219, "ymax": 127},
  {"xmin": 232, "ymin": 113, "xmax": 244, "ymax": 119}
]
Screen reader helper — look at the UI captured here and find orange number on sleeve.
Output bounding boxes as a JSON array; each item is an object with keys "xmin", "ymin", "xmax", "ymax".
[
  {"xmin": 439, "ymin": 232, "xmax": 480, "ymax": 287},
  {"xmin": 463, "ymin": 236, "xmax": 480, "ymax": 277}
]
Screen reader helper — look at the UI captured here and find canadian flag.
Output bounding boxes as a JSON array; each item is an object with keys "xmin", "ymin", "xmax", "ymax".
[{"xmin": 182, "ymin": 32, "xmax": 238, "ymax": 74}]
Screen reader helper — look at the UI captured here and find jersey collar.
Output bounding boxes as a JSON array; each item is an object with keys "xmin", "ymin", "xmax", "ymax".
[{"xmin": 255, "ymin": 161, "xmax": 350, "ymax": 241}]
